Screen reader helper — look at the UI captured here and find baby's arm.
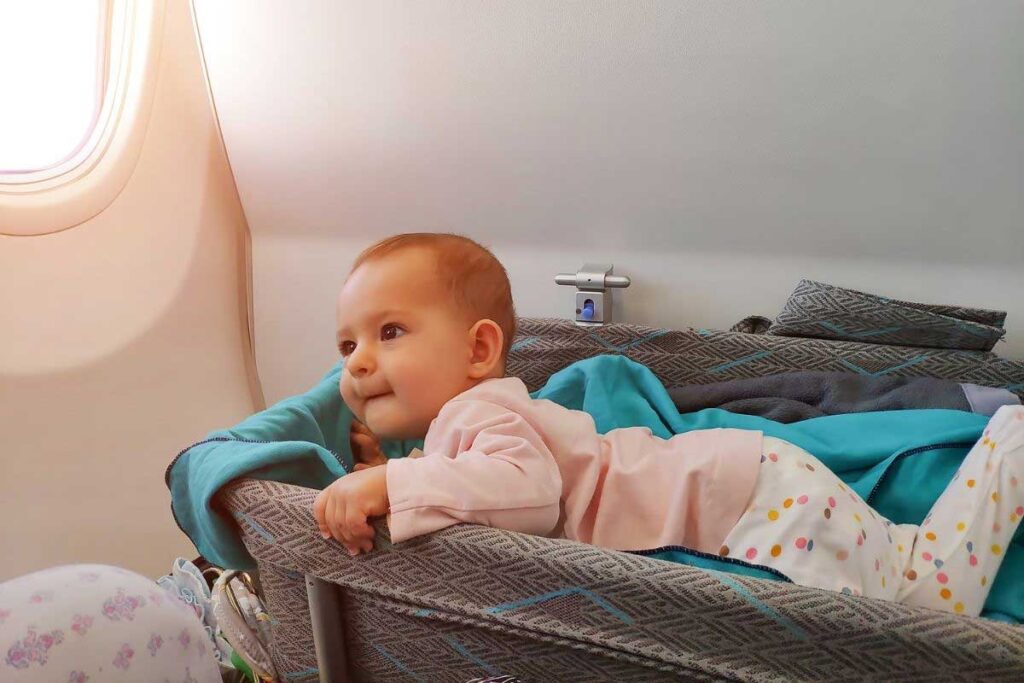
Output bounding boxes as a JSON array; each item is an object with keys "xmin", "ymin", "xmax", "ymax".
[{"xmin": 386, "ymin": 399, "xmax": 563, "ymax": 543}]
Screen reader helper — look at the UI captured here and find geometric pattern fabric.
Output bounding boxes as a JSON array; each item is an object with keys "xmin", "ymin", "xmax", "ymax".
[
  {"xmin": 508, "ymin": 317, "xmax": 1024, "ymax": 398},
  {"xmin": 220, "ymin": 479, "xmax": 1024, "ymax": 682},
  {"xmin": 216, "ymin": 317, "xmax": 1024, "ymax": 681},
  {"xmin": 768, "ymin": 279, "xmax": 1007, "ymax": 352}
]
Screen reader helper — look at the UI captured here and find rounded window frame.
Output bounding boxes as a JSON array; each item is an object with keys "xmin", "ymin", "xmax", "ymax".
[{"xmin": 0, "ymin": 0, "xmax": 166, "ymax": 237}]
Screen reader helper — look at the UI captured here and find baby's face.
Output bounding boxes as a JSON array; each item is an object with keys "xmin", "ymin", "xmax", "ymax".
[{"xmin": 336, "ymin": 248, "xmax": 477, "ymax": 440}]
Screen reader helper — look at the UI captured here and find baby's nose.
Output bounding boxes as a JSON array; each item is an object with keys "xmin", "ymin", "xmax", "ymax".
[{"xmin": 348, "ymin": 348, "xmax": 375, "ymax": 376}]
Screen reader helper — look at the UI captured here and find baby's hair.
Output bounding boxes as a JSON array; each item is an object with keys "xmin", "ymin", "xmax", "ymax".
[{"xmin": 350, "ymin": 233, "xmax": 517, "ymax": 365}]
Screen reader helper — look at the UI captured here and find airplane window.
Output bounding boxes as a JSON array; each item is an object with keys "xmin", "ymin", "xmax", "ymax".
[{"xmin": 0, "ymin": 1, "xmax": 108, "ymax": 174}]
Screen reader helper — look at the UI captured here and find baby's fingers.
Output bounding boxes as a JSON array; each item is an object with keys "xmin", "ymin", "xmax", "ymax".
[
  {"xmin": 352, "ymin": 432, "xmax": 386, "ymax": 466},
  {"xmin": 357, "ymin": 528, "xmax": 376, "ymax": 554},
  {"xmin": 312, "ymin": 490, "xmax": 331, "ymax": 538},
  {"xmin": 351, "ymin": 430, "xmax": 373, "ymax": 452},
  {"xmin": 349, "ymin": 529, "xmax": 375, "ymax": 556},
  {"xmin": 325, "ymin": 496, "xmax": 352, "ymax": 545},
  {"xmin": 344, "ymin": 507, "xmax": 373, "ymax": 555}
]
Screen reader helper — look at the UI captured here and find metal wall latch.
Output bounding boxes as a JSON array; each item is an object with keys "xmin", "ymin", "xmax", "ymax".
[{"xmin": 554, "ymin": 264, "xmax": 631, "ymax": 326}]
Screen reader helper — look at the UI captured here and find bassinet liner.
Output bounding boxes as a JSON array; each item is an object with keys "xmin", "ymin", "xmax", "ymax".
[
  {"xmin": 506, "ymin": 318, "xmax": 1024, "ymax": 398},
  {"xmin": 215, "ymin": 318, "xmax": 1024, "ymax": 682}
]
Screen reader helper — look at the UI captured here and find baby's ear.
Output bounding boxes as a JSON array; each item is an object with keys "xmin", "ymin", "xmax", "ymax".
[{"xmin": 467, "ymin": 319, "xmax": 504, "ymax": 379}]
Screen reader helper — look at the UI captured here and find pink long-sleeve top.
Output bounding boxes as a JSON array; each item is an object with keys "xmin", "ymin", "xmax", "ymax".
[{"xmin": 386, "ymin": 376, "xmax": 763, "ymax": 553}]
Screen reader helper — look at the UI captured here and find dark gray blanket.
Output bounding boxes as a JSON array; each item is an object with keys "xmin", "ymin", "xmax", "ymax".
[{"xmin": 668, "ymin": 371, "xmax": 1020, "ymax": 423}]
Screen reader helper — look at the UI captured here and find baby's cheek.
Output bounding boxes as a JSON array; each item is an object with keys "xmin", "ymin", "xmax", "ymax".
[
  {"xmin": 393, "ymin": 374, "xmax": 440, "ymax": 427},
  {"xmin": 391, "ymin": 361, "xmax": 427, "ymax": 396},
  {"xmin": 339, "ymin": 376, "xmax": 358, "ymax": 410}
]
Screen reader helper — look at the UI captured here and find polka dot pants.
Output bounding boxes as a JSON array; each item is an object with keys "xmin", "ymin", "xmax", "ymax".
[{"xmin": 719, "ymin": 404, "xmax": 1024, "ymax": 617}]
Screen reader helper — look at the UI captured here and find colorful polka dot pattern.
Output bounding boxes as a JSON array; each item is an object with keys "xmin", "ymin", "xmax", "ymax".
[
  {"xmin": 718, "ymin": 406, "xmax": 1024, "ymax": 618},
  {"xmin": 894, "ymin": 406, "xmax": 1024, "ymax": 614}
]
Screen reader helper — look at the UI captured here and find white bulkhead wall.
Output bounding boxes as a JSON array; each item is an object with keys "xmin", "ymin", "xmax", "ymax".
[{"xmin": 193, "ymin": 0, "xmax": 1024, "ymax": 404}]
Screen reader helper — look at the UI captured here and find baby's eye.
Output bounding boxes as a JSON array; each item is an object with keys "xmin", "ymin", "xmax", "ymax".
[
  {"xmin": 381, "ymin": 323, "xmax": 405, "ymax": 341},
  {"xmin": 339, "ymin": 340, "xmax": 356, "ymax": 357}
]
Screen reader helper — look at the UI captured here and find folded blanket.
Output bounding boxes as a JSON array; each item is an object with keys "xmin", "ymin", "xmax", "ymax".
[
  {"xmin": 166, "ymin": 355, "xmax": 1023, "ymax": 622},
  {"xmin": 668, "ymin": 371, "xmax": 1021, "ymax": 423},
  {"xmin": 769, "ymin": 279, "xmax": 1008, "ymax": 351}
]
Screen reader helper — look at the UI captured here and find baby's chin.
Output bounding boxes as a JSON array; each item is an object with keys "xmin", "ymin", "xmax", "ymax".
[
  {"xmin": 362, "ymin": 414, "xmax": 428, "ymax": 441},
  {"xmin": 359, "ymin": 395, "xmax": 434, "ymax": 440},
  {"xmin": 372, "ymin": 425, "xmax": 428, "ymax": 441}
]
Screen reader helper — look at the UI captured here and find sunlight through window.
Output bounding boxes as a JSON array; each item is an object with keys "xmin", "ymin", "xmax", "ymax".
[{"xmin": 0, "ymin": 1, "xmax": 107, "ymax": 174}]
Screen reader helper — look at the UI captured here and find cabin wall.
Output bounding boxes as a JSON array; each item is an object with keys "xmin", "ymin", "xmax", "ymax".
[
  {"xmin": 0, "ymin": 1, "xmax": 258, "ymax": 579},
  {"xmin": 193, "ymin": 0, "xmax": 1024, "ymax": 404}
]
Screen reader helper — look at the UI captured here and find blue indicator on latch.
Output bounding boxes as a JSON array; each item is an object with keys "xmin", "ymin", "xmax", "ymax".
[{"xmin": 582, "ymin": 299, "xmax": 595, "ymax": 321}]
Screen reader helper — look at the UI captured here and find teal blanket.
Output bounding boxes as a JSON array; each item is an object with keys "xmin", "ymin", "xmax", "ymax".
[{"xmin": 166, "ymin": 355, "xmax": 1023, "ymax": 622}]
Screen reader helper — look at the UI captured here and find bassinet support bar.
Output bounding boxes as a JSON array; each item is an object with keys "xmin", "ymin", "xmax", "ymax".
[{"xmin": 306, "ymin": 575, "xmax": 350, "ymax": 682}]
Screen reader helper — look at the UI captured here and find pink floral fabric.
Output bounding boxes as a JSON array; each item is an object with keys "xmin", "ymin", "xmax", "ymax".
[{"xmin": 0, "ymin": 564, "xmax": 219, "ymax": 682}]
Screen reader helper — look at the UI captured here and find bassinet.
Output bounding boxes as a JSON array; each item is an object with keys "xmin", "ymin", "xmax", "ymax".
[{"xmin": 213, "ymin": 317, "xmax": 1024, "ymax": 682}]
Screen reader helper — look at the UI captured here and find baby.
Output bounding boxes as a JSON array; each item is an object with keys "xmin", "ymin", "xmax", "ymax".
[{"xmin": 313, "ymin": 233, "xmax": 1024, "ymax": 617}]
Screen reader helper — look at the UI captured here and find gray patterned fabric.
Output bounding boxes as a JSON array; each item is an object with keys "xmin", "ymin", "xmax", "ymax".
[
  {"xmin": 768, "ymin": 279, "xmax": 1007, "ymax": 351},
  {"xmin": 728, "ymin": 315, "xmax": 773, "ymax": 335},
  {"xmin": 507, "ymin": 317, "xmax": 1024, "ymax": 399},
  {"xmin": 213, "ymin": 317, "xmax": 1024, "ymax": 681},
  {"xmin": 217, "ymin": 480, "xmax": 1024, "ymax": 682}
]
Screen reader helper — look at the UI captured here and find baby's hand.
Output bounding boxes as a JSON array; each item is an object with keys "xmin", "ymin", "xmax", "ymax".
[
  {"xmin": 313, "ymin": 466, "xmax": 389, "ymax": 556},
  {"xmin": 350, "ymin": 419, "xmax": 387, "ymax": 471}
]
